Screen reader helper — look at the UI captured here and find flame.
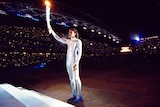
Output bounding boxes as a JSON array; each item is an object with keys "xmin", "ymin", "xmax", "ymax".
[{"xmin": 45, "ymin": 0, "xmax": 51, "ymax": 7}]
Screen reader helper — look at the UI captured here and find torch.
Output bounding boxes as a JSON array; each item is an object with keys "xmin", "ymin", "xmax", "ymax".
[{"xmin": 45, "ymin": 0, "xmax": 52, "ymax": 34}]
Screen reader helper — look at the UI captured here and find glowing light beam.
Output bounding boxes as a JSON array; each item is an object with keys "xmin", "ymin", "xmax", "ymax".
[{"xmin": 45, "ymin": 0, "xmax": 51, "ymax": 7}]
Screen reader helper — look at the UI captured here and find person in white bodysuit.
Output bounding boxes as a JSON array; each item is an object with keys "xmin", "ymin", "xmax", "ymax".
[{"xmin": 46, "ymin": 4, "xmax": 83, "ymax": 103}]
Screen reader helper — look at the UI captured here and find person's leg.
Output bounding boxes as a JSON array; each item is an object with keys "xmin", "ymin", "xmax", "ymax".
[
  {"xmin": 66, "ymin": 64, "xmax": 77, "ymax": 101},
  {"xmin": 74, "ymin": 66, "xmax": 83, "ymax": 103},
  {"xmin": 75, "ymin": 68, "xmax": 82, "ymax": 97}
]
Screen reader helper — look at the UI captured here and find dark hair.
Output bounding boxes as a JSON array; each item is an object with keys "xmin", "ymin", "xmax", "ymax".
[{"xmin": 69, "ymin": 28, "xmax": 79, "ymax": 38}]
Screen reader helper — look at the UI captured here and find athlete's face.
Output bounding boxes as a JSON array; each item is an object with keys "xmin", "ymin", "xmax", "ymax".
[{"xmin": 68, "ymin": 30, "xmax": 76, "ymax": 39}]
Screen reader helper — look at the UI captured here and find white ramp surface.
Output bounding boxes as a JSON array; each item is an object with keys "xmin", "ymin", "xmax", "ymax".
[
  {"xmin": 0, "ymin": 87, "xmax": 26, "ymax": 107},
  {"xmin": 0, "ymin": 83, "xmax": 74, "ymax": 107}
]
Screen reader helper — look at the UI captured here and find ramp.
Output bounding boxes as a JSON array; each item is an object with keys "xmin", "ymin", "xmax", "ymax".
[{"xmin": 0, "ymin": 83, "xmax": 74, "ymax": 107}]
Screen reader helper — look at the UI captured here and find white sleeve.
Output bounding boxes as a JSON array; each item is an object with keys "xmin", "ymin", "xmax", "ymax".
[
  {"xmin": 75, "ymin": 40, "xmax": 82, "ymax": 64},
  {"xmin": 50, "ymin": 30, "xmax": 68, "ymax": 44},
  {"xmin": 46, "ymin": 5, "xmax": 68, "ymax": 44}
]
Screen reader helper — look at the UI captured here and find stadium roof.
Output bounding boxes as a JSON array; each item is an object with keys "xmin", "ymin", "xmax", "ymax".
[{"xmin": 0, "ymin": 1, "xmax": 122, "ymax": 45}]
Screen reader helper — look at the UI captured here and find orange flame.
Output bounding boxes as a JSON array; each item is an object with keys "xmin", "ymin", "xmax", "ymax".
[{"xmin": 45, "ymin": 0, "xmax": 51, "ymax": 7}]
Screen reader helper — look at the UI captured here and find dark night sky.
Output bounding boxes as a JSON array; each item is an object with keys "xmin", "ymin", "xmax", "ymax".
[
  {"xmin": 2, "ymin": 0, "xmax": 160, "ymax": 43},
  {"xmin": 52, "ymin": 0, "xmax": 160, "ymax": 43}
]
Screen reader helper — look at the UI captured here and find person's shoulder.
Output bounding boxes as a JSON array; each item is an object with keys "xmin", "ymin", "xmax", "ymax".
[{"xmin": 76, "ymin": 39, "xmax": 82, "ymax": 43}]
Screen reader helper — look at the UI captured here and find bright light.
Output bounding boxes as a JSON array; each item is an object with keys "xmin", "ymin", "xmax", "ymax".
[
  {"xmin": 0, "ymin": 10, "xmax": 7, "ymax": 15},
  {"xmin": 130, "ymin": 33, "xmax": 141, "ymax": 41},
  {"xmin": 116, "ymin": 41, "xmax": 119, "ymax": 43},
  {"xmin": 45, "ymin": 0, "xmax": 51, "ymax": 7},
  {"xmin": 120, "ymin": 46, "xmax": 132, "ymax": 53},
  {"xmin": 73, "ymin": 23, "xmax": 78, "ymax": 27},
  {"xmin": 83, "ymin": 26, "xmax": 87, "ymax": 30},
  {"xmin": 135, "ymin": 36, "xmax": 140, "ymax": 41},
  {"xmin": 91, "ymin": 29, "xmax": 95, "ymax": 32},
  {"xmin": 98, "ymin": 31, "xmax": 101, "ymax": 34}
]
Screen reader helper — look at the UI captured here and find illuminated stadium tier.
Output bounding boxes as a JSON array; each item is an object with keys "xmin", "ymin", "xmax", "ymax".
[
  {"xmin": 0, "ymin": 1, "xmax": 122, "ymax": 45},
  {"xmin": 0, "ymin": 1, "xmax": 123, "ymax": 68},
  {"xmin": 0, "ymin": 25, "xmax": 120, "ymax": 67}
]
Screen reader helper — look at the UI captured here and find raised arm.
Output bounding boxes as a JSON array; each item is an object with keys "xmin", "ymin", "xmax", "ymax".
[{"xmin": 46, "ymin": 4, "xmax": 68, "ymax": 44}]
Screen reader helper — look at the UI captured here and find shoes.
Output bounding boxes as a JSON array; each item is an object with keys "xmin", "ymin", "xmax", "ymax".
[
  {"xmin": 67, "ymin": 96, "xmax": 83, "ymax": 104},
  {"xmin": 74, "ymin": 96, "xmax": 83, "ymax": 103},
  {"xmin": 67, "ymin": 96, "xmax": 76, "ymax": 102}
]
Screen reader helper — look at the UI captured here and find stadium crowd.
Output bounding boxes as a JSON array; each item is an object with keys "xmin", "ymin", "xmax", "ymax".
[{"xmin": 0, "ymin": 25, "xmax": 121, "ymax": 68}]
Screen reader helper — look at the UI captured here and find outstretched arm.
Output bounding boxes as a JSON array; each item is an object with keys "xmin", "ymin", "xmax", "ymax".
[{"xmin": 46, "ymin": 5, "xmax": 68, "ymax": 44}]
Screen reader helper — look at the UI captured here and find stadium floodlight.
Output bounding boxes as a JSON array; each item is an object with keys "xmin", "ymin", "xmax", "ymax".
[
  {"xmin": 91, "ymin": 29, "xmax": 95, "ymax": 32},
  {"xmin": 98, "ymin": 31, "xmax": 101, "ymax": 35},
  {"xmin": 73, "ymin": 23, "xmax": 78, "ymax": 27},
  {"xmin": 83, "ymin": 26, "xmax": 87, "ymax": 30},
  {"xmin": 135, "ymin": 36, "xmax": 140, "ymax": 41}
]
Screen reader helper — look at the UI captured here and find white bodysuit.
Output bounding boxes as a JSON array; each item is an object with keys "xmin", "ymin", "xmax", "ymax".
[
  {"xmin": 51, "ymin": 30, "xmax": 83, "ymax": 98},
  {"xmin": 46, "ymin": 5, "xmax": 82, "ymax": 98}
]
